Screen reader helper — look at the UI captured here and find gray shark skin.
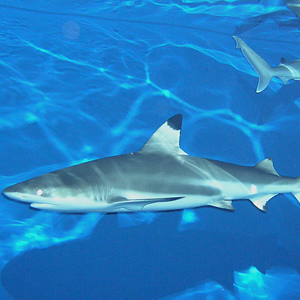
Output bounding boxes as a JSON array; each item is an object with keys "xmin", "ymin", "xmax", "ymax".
[
  {"xmin": 287, "ymin": 0, "xmax": 300, "ymax": 18},
  {"xmin": 233, "ymin": 36, "xmax": 300, "ymax": 93},
  {"xmin": 3, "ymin": 114, "xmax": 300, "ymax": 213}
]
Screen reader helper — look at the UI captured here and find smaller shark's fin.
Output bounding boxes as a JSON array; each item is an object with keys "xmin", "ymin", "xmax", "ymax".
[
  {"xmin": 256, "ymin": 71, "xmax": 272, "ymax": 93},
  {"xmin": 210, "ymin": 200, "xmax": 235, "ymax": 210},
  {"xmin": 232, "ymin": 36, "xmax": 273, "ymax": 93},
  {"xmin": 109, "ymin": 196, "xmax": 184, "ymax": 211},
  {"xmin": 255, "ymin": 158, "xmax": 280, "ymax": 176},
  {"xmin": 278, "ymin": 77, "xmax": 290, "ymax": 85},
  {"xmin": 138, "ymin": 114, "xmax": 187, "ymax": 155},
  {"xmin": 249, "ymin": 194, "xmax": 277, "ymax": 212},
  {"xmin": 278, "ymin": 58, "xmax": 292, "ymax": 84},
  {"xmin": 280, "ymin": 57, "xmax": 287, "ymax": 65}
]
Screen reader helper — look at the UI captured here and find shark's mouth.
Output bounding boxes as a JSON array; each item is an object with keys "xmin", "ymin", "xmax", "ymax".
[
  {"xmin": 30, "ymin": 202, "xmax": 107, "ymax": 213},
  {"xmin": 30, "ymin": 203, "xmax": 59, "ymax": 210},
  {"xmin": 3, "ymin": 192, "xmax": 53, "ymax": 204},
  {"xmin": 3, "ymin": 191, "xmax": 107, "ymax": 212}
]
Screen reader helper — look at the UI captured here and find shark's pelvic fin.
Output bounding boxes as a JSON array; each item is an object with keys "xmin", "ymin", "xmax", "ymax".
[
  {"xmin": 255, "ymin": 158, "xmax": 280, "ymax": 176},
  {"xmin": 139, "ymin": 114, "xmax": 187, "ymax": 155},
  {"xmin": 233, "ymin": 36, "xmax": 273, "ymax": 93},
  {"xmin": 210, "ymin": 200, "xmax": 235, "ymax": 210}
]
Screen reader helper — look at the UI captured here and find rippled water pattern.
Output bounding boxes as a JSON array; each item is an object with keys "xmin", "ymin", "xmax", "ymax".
[{"xmin": 1, "ymin": 1, "xmax": 300, "ymax": 298}]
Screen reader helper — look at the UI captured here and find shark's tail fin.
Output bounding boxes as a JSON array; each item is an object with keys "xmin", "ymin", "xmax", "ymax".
[
  {"xmin": 233, "ymin": 36, "xmax": 273, "ymax": 93},
  {"xmin": 292, "ymin": 176, "xmax": 300, "ymax": 203}
]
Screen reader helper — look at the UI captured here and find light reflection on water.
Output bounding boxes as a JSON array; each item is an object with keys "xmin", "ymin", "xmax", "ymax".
[{"xmin": 0, "ymin": 0, "xmax": 300, "ymax": 298}]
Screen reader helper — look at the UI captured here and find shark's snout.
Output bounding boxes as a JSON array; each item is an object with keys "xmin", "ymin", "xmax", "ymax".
[
  {"xmin": 3, "ymin": 190, "xmax": 29, "ymax": 202},
  {"xmin": 3, "ymin": 185, "xmax": 16, "ymax": 194},
  {"xmin": 3, "ymin": 185, "xmax": 43, "ymax": 203},
  {"xmin": 3, "ymin": 184, "xmax": 24, "ymax": 200},
  {"xmin": 3, "ymin": 182, "xmax": 27, "ymax": 194}
]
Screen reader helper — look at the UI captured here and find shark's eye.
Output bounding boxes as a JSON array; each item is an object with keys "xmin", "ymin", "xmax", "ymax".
[{"xmin": 36, "ymin": 189, "xmax": 43, "ymax": 196}]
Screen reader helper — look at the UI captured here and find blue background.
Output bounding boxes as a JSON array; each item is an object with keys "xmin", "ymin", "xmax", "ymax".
[{"xmin": 1, "ymin": 0, "xmax": 300, "ymax": 298}]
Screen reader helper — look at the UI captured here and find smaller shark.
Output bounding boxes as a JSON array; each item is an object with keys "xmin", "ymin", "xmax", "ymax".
[{"xmin": 233, "ymin": 36, "xmax": 300, "ymax": 93}]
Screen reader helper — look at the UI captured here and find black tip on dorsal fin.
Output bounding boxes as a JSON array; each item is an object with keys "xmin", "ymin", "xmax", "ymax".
[{"xmin": 167, "ymin": 114, "xmax": 182, "ymax": 131}]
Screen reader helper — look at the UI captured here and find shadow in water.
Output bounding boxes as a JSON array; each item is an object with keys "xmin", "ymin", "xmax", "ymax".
[{"xmin": 2, "ymin": 211, "xmax": 300, "ymax": 299}]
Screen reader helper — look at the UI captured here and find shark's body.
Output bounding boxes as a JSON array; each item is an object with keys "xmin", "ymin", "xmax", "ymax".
[
  {"xmin": 287, "ymin": 0, "xmax": 300, "ymax": 18},
  {"xmin": 233, "ymin": 36, "xmax": 300, "ymax": 93},
  {"xmin": 3, "ymin": 115, "xmax": 300, "ymax": 213}
]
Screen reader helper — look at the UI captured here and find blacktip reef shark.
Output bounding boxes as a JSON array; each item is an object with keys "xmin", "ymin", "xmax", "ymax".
[
  {"xmin": 3, "ymin": 114, "xmax": 300, "ymax": 213},
  {"xmin": 233, "ymin": 36, "xmax": 300, "ymax": 93}
]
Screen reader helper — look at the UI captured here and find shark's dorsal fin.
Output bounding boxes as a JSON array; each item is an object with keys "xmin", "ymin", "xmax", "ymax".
[
  {"xmin": 280, "ymin": 57, "xmax": 287, "ymax": 65},
  {"xmin": 255, "ymin": 158, "xmax": 280, "ymax": 176},
  {"xmin": 139, "ymin": 114, "xmax": 187, "ymax": 155}
]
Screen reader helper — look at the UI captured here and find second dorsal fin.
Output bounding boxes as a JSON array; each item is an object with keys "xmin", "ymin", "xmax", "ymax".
[{"xmin": 255, "ymin": 158, "xmax": 280, "ymax": 176}]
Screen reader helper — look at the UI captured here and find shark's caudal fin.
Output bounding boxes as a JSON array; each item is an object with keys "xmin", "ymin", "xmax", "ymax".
[
  {"xmin": 233, "ymin": 36, "xmax": 273, "ymax": 93},
  {"xmin": 139, "ymin": 114, "xmax": 187, "ymax": 155},
  {"xmin": 292, "ymin": 176, "xmax": 300, "ymax": 203}
]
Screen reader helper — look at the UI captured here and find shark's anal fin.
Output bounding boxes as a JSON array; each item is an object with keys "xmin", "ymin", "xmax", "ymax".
[
  {"xmin": 255, "ymin": 158, "xmax": 280, "ymax": 176},
  {"xmin": 249, "ymin": 194, "xmax": 277, "ymax": 212},
  {"xmin": 210, "ymin": 200, "xmax": 235, "ymax": 210},
  {"xmin": 109, "ymin": 196, "xmax": 184, "ymax": 211}
]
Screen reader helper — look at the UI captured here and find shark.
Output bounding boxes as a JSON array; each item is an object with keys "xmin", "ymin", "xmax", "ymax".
[
  {"xmin": 233, "ymin": 36, "xmax": 300, "ymax": 93},
  {"xmin": 3, "ymin": 114, "xmax": 300, "ymax": 213}
]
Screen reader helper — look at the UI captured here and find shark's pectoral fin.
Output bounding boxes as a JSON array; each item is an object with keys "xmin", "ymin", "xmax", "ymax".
[
  {"xmin": 249, "ymin": 194, "xmax": 277, "ymax": 212},
  {"xmin": 109, "ymin": 196, "xmax": 184, "ymax": 211},
  {"xmin": 210, "ymin": 200, "xmax": 235, "ymax": 211}
]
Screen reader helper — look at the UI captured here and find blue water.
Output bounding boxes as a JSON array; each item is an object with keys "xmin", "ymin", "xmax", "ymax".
[{"xmin": 1, "ymin": 0, "xmax": 300, "ymax": 298}]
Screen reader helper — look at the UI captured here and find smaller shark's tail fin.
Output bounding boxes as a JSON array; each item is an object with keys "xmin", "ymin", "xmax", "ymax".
[
  {"xmin": 256, "ymin": 67, "xmax": 273, "ymax": 93},
  {"xmin": 233, "ymin": 36, "xmax": 273, "ymax": 93}
]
